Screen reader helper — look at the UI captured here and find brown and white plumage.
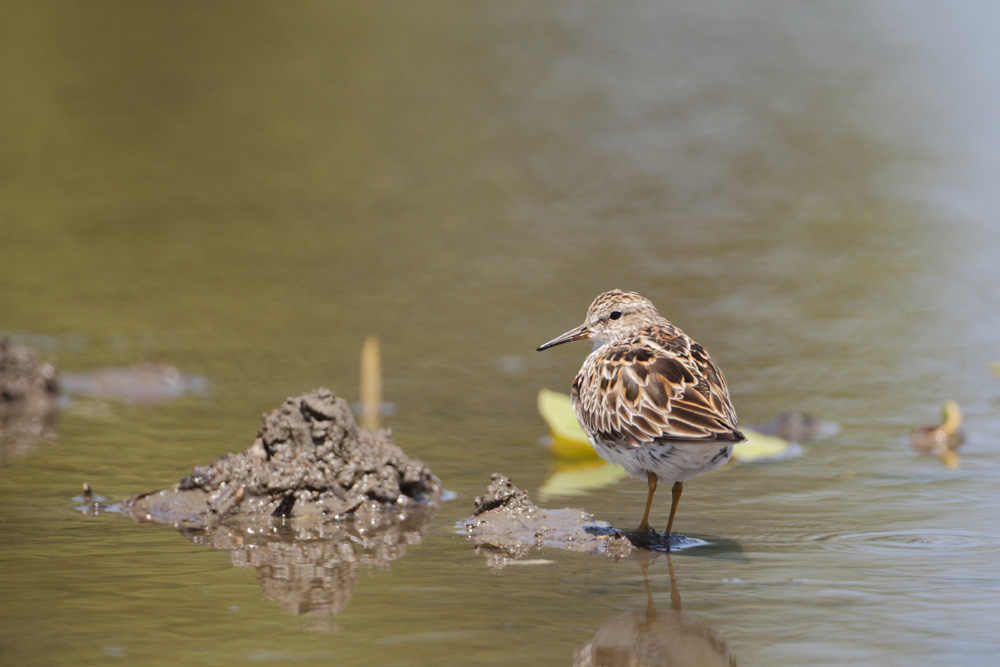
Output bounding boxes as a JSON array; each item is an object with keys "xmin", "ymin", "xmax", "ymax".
[{"xmin": 538, "ymin": 289, "xmax": 744, "ymax": 536}]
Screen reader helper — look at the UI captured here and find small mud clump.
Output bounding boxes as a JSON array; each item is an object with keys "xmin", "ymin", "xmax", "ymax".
[
  {"xmin": 463, "ymin": 474, "xmax": 637, "ymax": 566},
  {"xmin": 0, "ymin": 338, "xmax": 59, "ymax": 463},
  {"xmin": 124, "ymin": 387, "xmax": 441, "ymax": 527}
]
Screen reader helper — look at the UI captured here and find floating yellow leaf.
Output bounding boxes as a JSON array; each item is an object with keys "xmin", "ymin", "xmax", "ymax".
[
  {"xmin": 731, "ymin": 429, "xmax": 800, "ymax": 463},
  {"xmin": 537, "ymin": 388, "xmax": 598, "ymax": 459}
]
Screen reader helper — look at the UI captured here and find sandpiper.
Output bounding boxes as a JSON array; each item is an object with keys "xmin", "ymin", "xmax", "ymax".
[{"xmin": 537, "ymin": 289, "xmax": 745, "ymax": 536}]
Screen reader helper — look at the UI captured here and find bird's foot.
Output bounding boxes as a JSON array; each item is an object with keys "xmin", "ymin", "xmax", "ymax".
[
  {"xmin": 631, "ymin": 521, "xmax": 655, "ymax": 534},
  {"xmin": 619, "ymin": 525, "xmax": 669, "ymax": 550}
]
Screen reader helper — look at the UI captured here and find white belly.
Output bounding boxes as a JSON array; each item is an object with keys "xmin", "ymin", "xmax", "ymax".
[{"xmin": 592, "ymin": 439, "xmax": 732, "ymax": 483}]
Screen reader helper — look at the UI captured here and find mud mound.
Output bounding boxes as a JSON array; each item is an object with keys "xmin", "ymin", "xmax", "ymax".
[
  {"xmin": 463, "ymin": 474, "xmax": 637, "ymax": 566},
  {"xmin": 0, "ymin": 338, "xmax": 59, "ymax": 463},
  {"xmin": 124, "ymin": 387, "xmax": 441, "ymax": 527},
  {"xmin": 84, "ymin": 386, "xmax": 444, "ymax": 617}
]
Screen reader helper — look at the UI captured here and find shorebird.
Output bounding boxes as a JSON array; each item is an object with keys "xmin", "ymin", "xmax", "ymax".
[{"xmin": 537, "ymin": 289, "xmax": 745, "ymax": 536}]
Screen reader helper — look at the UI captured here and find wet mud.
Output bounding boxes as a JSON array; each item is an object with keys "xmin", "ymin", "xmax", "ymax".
[
  {"xmin": 462, "ymin": 474, "xmax": 702, "ymax": 566},
  {"xmin": 0, "ymin": 338, "xmax": 59, "ymax": 464},
  {"xmin": 81, "ymin": 387, "xmax": 444, "ymax": 616},
  {"xmin": 123, "ymin": 387, "xmax": 442, "ymax": 526}
]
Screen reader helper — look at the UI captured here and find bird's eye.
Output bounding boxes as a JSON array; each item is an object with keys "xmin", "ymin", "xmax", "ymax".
[{"xmin": 609, "ymin": 311, "xmax": 622, "ymax": 320}]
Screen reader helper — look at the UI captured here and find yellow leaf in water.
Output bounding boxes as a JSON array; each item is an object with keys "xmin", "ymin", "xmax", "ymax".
[
  {"xmin": 732, "ymin": 429, "xmax": 800, "ymax": 463},
  {"xmin": 537, "ymin": 388, "xmax": 598, "ymax": 459}
]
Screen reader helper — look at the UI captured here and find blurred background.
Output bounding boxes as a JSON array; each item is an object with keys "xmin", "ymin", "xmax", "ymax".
[{"xmin": 2, "ymin": 1, "xmax": 999, "ymax": 665}]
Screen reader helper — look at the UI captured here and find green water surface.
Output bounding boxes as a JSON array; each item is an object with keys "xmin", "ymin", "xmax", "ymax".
[{"xmin": 3, "ymin": 2, "xmax": 1000, "ymax": 665}]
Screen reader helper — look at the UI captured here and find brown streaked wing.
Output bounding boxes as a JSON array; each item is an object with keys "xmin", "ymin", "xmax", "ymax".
[
  {"xmin": 575, "ymin": 340, "xmax": 743, "ymax": 447},
  {"xmin": 688, "ymin": 342, "xmax": 740, "ymax": 428}
]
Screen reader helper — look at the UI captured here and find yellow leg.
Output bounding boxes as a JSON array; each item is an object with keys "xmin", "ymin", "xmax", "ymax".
[
  {"xmin": 665, "ymin": 481, "xmax": 683, "ymax": 536},
  {"xmin": 635, "ymin": 471, "xmax": 657, "ymax": 532}
]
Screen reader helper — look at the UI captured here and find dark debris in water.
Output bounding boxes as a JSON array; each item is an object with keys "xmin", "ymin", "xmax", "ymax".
[
  {"xmin": 2, "ymin": 337, "xmax": 210, "ymax": 463},
  {"xmin": 750, "ymin": 411, "xmax": 839, "ymax": 443}
]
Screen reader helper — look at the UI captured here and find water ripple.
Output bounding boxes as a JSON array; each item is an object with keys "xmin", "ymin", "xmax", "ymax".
[{"xmin": 805, "ymin": 529, "xmax": 1000, "ymax": 555}]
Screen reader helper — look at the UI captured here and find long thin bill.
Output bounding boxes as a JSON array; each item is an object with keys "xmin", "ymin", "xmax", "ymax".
[{"xmin": 536, "ymin": 324, "xmax": 589, "ymax": 351}]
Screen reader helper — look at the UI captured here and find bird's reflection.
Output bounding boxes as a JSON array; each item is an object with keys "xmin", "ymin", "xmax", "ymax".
[{"xmin": 574, "ymin": 554, "xmax": 736, "ymax": 666}]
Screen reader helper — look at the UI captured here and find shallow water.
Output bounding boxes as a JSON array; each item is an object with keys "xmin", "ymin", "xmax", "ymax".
[{"xmin": 3, "ymin": 1, "xmax": 1000, "ymax": 665}]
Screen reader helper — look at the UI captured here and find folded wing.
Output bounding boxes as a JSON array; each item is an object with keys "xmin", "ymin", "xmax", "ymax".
[{"xmin": 573, "ymin": 341, "xmax": 744, "ymax": 447}]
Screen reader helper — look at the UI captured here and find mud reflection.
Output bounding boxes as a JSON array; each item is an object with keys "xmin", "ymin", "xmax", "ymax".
[
  {"xmin": 575, "ymin": 555, "xmax": 736, "ymax": 667},
  {"xmin": 2, "ymin": 336, "xmax": 207, "ymax": 464},
  {"xmin": 179, "ymin": 508, "xmax": 434, "ymax": 617},
  {"xmin": 0, "ymin": 338, "xmax": 59, "ymax": 465}
]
